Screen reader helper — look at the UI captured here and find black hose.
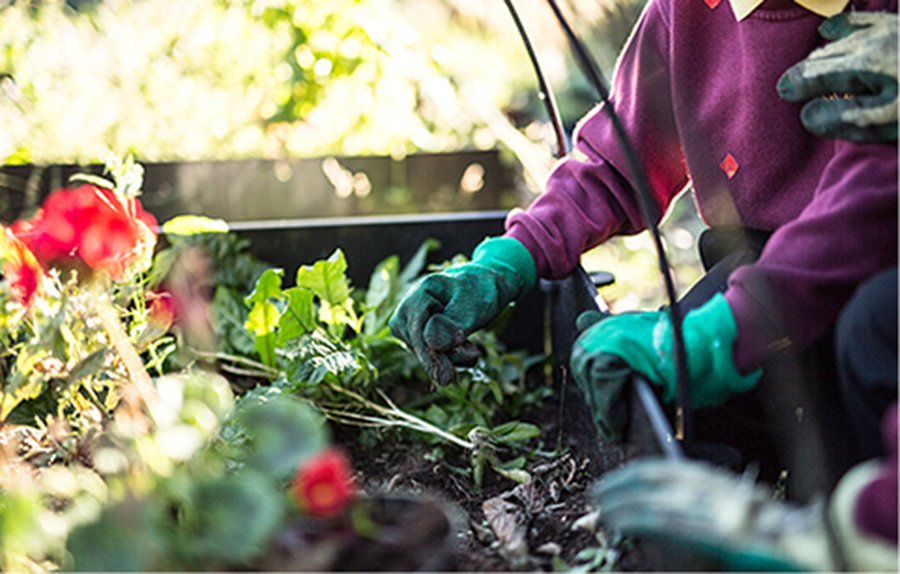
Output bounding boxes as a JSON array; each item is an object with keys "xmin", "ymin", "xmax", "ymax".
[
  {"xmin": 502, "ymin": 0, "xmax": 693, "ymax": 447},
  {"xmin": 501, "ymin": 0, "xmax": 569, "ymax": 159}
]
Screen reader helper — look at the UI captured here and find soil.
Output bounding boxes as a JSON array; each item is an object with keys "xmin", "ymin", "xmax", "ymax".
[{"xmin": 331, "ymin": 398, "xmax": 646, "ymax": 572}]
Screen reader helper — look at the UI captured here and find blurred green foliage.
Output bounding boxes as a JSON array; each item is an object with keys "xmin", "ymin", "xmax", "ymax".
[{"xmin": 0, "ymin": 0, "xmax": 702, "ymax": 310}]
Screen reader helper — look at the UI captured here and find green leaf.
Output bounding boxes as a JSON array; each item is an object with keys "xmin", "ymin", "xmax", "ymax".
[
  {"xmin": 365, "ymin": 255, "xmax": 399, "ymax": 313},
  {"xmin": 244, "ymin": 268, "xmax": 284, "ymax": 309},
  {"xmin": 67, "ymin": 499, "xmax": 165, "ymax": 571},
  {"xmin": 231, "ymin": 393, "xmax": 328, "ymax": 478},
  {"xmin": 489, "ymin": 421, "xmax": 541, "ymax": 444},
  {"xmin": 492, "ymin": 467, "xmax": 531, "ymax": 484},
  {"xmin": 295, "ymin": 249, "xmax": 351, "ymax": 306},
  {"xmin": 66, "ymin": 349, "xmax": 111, "ymax": 387},
  {"xmin": 279, "ymin": 331, "xmax": 364, "ymax": 387},
  {"xmin": 1, "ymin": 348, "xmax": 51, "ymax": 421},
  {"xmin": 162, "ymin": 215, "xmax": 230, "ymax": 236},
  {"xmin": 212, "ymin": 286, "xmax": 256, "ymax": 356},
  {"xmin": 245, "ymin": 269, "xmax": 285, "ymax": 366},
  {"xmin": 398, "ymin": 238, "xmax": 440, "ymax": 286},
  {"xmin": 492, "ymin": 455, "xmax": 526, "ymax": 471},
  {"xmin": 362, "ymin": 255, "xmax": 399, "ymax": 335},
  {"xmin": 276, "ymin": 287, "xmax": 316, "ymax": 344},
  {"xmin": 179, "ymin": 470, "xmax": 284, "ymax": 566}
]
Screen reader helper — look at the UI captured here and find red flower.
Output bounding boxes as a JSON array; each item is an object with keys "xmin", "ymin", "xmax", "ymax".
[
  {"xmin": 1, "ymin": 228, "xmax": 44, "ymax": 307},
  {"xmin": 146, "ymin": 290, "xmax": 176, "ymax": 331},
  {"xmin": 291, "ymin": 449, "xmax": 355, "ymax": 518},
  {"xmin": 12, "ymin": 185, "xmax": 158, "ymax": 281}
]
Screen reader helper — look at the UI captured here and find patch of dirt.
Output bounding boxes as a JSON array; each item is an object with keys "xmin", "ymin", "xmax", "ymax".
[{"xmin": 333, "ymin": 403, "xmax": 646, "ymax": 572}]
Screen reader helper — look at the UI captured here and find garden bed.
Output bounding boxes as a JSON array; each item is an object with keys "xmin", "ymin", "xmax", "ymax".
[{"xmin": 0, "ymin": 159, "xmax": 674, "ymax": 571}]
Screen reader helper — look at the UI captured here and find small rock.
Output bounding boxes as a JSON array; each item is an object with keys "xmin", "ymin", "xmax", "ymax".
[
  {"xmin": 536, "ymin": 542, "xmax": 562, "ymax": 556},
  {"xmin": 572, "ymin": 510, "xmax": 600, "ymax": 533}
]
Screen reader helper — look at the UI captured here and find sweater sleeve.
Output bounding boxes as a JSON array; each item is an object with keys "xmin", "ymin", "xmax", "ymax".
[
  {"xmin": 504, "ymin": 0, "xmax": 689, "ymax": 279},
  {"xmin": 725, "ymin": 140, "xmax": 898, "ymax": 371}
]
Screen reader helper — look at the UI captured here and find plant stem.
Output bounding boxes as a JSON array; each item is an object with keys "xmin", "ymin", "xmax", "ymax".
[
  {"xmin": 324, "ymin": 382, "xmax": 474, "ymax": 450},
  {"xmin": 187, "ymin": 347, "xmax": 280, "ymax": 378},
  {"xmin": 94, "ymin": 295, "xmax": 163, "ymax": 425}
]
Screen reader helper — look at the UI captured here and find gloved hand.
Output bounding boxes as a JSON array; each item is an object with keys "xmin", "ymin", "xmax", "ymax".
[
  {"xmin": 593, "ymin": 457, "xmax": 899, "ymax": 571},
  {"xmin": 570, "ymin": 294, "xmax": 760, "ymax": 423},
  {"xmin": 389, "ymin": 237, "xmax": 536, "ymax": 385},
  {"xmin": 592, "ymin": 458, "xmax": 834, "ymax": 571},
  {"xmin": 777, "ymin": 12, "xmax": 898, "ymax": 142}
]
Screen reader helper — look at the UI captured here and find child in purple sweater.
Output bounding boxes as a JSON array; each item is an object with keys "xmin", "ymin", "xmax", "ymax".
[{"xmin": 391, "ymin": 0, "xmax": 897, "ymax": 567}]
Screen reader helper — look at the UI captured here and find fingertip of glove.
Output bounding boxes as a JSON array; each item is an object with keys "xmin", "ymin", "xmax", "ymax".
[
  {"xmin": 447, "ymin": 341, "xmax": 481, "ymax": 367},
  {"xmin": 818, "ymin": 12, "xmax": 852, "ymax": 40},
  {"xmin": 776, "ymin": 68, "xmax": 805, "ymax": 101},
  {"xmin": 575, "ymin": 309, "xmax": 610, "ymax": 333}
]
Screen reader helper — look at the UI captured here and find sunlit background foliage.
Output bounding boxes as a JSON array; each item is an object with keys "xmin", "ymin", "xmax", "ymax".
[{"xmin": 0, "ymin": 0, "xmax": 704, "ymax": 309}]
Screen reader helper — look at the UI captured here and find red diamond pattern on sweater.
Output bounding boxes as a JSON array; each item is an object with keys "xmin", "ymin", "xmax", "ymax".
[{"xmin": 720, "ymin": 153, "xmax": 739, "ymax": 179}]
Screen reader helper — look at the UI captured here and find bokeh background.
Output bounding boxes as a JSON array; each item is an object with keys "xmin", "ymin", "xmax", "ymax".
[{"xmin": 0, "ymin": 0, "xmax": 704, "ymax": 311}]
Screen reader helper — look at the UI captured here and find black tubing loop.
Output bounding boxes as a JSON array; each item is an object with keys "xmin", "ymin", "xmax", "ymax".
[{"xmin": 502, "ymin": 0, "xmax": 693, "ymax": 448}]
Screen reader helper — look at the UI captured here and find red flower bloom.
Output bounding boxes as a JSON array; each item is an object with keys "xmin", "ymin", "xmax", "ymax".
[
  {"xmin": 12, "ymin": 185, "xmax": 158, "ymax": 281},
  {"xmin": 292, "ymin": 449, "xmax": 355, "ymax": 518},
  {"xmin": 146, "ymin": 290, "xmax": 176, "ymax": 331},
  {"xmin": 1, "ymin": 228, "xmax": 44, "ymax": 307}
]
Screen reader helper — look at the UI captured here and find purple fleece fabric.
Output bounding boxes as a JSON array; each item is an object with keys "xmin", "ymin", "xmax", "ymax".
[
  {"xmin": 504, "ymin": 0, "xmax": 898, "ymax": 371},
  {"xmin": 854, "ymin": 403, "xmax": 898, "ymax": 545}
]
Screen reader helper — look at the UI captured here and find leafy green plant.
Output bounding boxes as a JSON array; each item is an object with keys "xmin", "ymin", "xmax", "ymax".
[
  {"xmin": 241, "ymin": 241, "xmax": 550, "ymax": 487},
  {"xmin": 0, "ymin": 160, "xmax": 172, "ymax": 441},
  {"xmin": 63, "ymin": 371, "xmax": 332, "ymax": 571}
]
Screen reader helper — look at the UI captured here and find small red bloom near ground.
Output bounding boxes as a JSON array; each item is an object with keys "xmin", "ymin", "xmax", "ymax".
[
  {"xmin": 1, "ymin": 228, "xmax": 44, "ymax": 306},
  {"xmin": 11, "ymin": 184, "xmax": 158, "ymax": 281},
  {"xmin": 292, "ymin": 448, "xmax": 356, "ymax": 518},
  {"xmin": 146, "ymin": 290, "xmax": 176, "ymax": 332}
]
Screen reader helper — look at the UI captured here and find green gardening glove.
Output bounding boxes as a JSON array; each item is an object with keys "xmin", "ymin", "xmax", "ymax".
[
  {"xmin": 570, "ymin": 293, "xmax": 761, "ymax": 413},
  {"xmin": 593, "ymin": 457, "xmax": 899, "ymax": 572},
  {"xmin": 389, "ymin": 237, "xmax": 536, "ymax": 385},
  {"xmin": 777, "ymin": 12, "xmax": 898, "ymax": 142},
  {"xmin": 592, "ymin": 458, "xmax": 835, "ymax": 571}
]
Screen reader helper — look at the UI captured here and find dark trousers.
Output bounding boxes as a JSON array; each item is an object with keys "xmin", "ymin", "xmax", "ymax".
[
  {"xmin": 674, "ymin": 229, "xmax": 892, "ymax": 501},
  {"xmin": 836, "ymin": 266, "xmax": 898, "ymax": 461}
]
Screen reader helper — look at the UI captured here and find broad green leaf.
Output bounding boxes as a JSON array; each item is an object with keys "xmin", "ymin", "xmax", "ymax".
[
  {"xmin": 398, "ymin": 238, "xmax": 440, "ymax": 286},
  {"xmin": 294, "ymin": 249, "xmax": 351, "ymax": 306},
  {"xmin": 180, "ymin": 470, "xmax": 284, "ymax": 566},
  {"xmin": 318, "ymin": 298, "xmax": 361, "ymax": 332},
  {"xmin": 245, "ymin": 269, "xmax": 285, "ymax": 366},
  {"xmin": 365, "ymin": 255, "xmax": 399, "ymax": 312},
  {"xmin": 162, "ymin": 215, "xmax": 230, "ymax": 236},
  {"xmin": 276, "ymin": 287, "xmax": 316, "ymax": 344},
  {"xmin": 244, "ymin": 268, "xmax": 284, "ymax": 309},
  {"xmin": 423, "ymin": 404, "xmax": 448, "ymax": 427},
  {"xmin": 363, "ymin": 255, "xmax": 399, "ymax": 335},
  {"xmin": 67, "ymin": 499, "xmax": 165, "ymax": 571},
  {"xmin": 233, "ymin": 395, "xmax": 328, "ymax": 478},
  {"xmin": 490, "ymin": 421, "xmax": 541, "ymax": 444}
]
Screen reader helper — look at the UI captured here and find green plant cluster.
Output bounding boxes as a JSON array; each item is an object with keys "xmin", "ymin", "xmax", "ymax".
[
  {"xmin": 239, "ymin": 240, "xmax": 551, "ymax": 487},
  {"xmin": 0, "ymin": 167, "xmax": 553, "ymax": 571}
]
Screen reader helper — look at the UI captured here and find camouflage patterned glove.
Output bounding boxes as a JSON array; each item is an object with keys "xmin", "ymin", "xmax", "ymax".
[{"xmin": 778, "ymin": 12, "xmax": 898, "ymax": 142}]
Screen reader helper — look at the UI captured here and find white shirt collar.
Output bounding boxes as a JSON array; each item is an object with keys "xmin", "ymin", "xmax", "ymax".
[{"xmin": 728, "ymin": 0, "xmax": 850, "ymax": 21}]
